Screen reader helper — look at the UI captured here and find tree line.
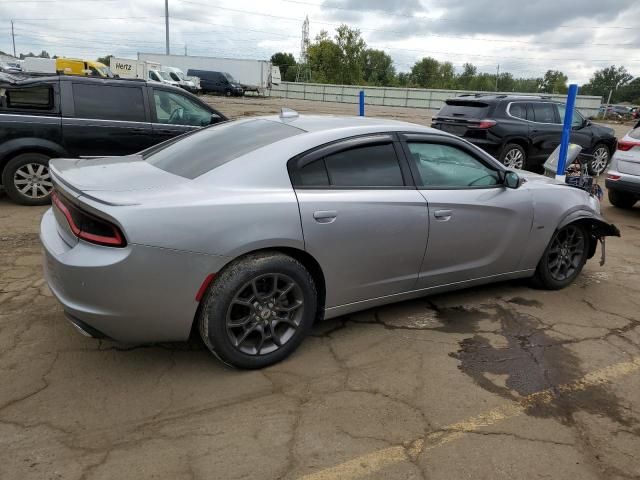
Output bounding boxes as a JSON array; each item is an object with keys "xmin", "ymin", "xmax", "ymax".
[{"xmin": 271, "ymin": 24, "xmax": 640, "ymax": 104}]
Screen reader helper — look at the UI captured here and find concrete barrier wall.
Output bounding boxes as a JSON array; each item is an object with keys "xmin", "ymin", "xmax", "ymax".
[{"xmin": 269, "ymin": 82, "xmax": 602, "ymax": 117}]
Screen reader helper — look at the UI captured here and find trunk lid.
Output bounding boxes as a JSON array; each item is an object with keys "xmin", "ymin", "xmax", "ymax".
[
  {"xmin": 616, "ymin": 131, "xmax": 640, "ymax": 176},
  {"xmin": 50, "ymin": 155, "xmax": 188, "ymax": 204}
]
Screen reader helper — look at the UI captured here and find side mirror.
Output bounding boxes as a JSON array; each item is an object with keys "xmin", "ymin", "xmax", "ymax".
[
  {"xmin": 504, "ymin": 170, "xmax": 523, "ymax": 189},
  {"xmin": 209, "ymin": 114, "xmax": 222, "ymax": 125}
]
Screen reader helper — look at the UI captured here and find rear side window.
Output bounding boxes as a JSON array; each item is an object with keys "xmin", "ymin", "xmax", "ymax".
[
  {"xmin": 531, "ymin": 103, "xmax": 556, "ymax": 123},
  {"xmin": 2, "ymin": 85, "xmax": 53, "ymax": 110},
  {"xmin": 296, "ymin": 143, "xmax": 405, "ymax": 187},
  {"xmin": 509, "ymin": 102, "xmax": 528, "ymax": 120},
  {"xmin": 145, "ymin": 119, "xmax": 303, "ymax": 179},
  {"xmin": 72, "ymin": 83, "xmax": 145, "ymax": 122},
  {"xmin": 438, "ymin": 100, "xmax": 490, "ymax": 119}
]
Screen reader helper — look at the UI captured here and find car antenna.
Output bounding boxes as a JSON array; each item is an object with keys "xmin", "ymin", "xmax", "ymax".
[{"xmin": 280, "ymin": 107, "xmax": 299, "ymax": 119}]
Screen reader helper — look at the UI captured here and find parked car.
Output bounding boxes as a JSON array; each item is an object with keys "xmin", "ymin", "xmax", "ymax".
[
  {"xmin": 187, "ymin": 69, "xmax": 244, "ymax": 96},
  {"xmin": 431, "ymin": 95, "xmax": 616, "ymax": 175},
  {"xmin": 606, "ymin": 126, "xmax": 640, "ymax": 208},
  {"xmin": 0, "ymin": 75, "xmax": 226, "ymax": 205},
  {"xmin": 41, "ymin": 112, "xmax": 619, "ymax": 369},
  {"xmin": 0, "ymin": 61, "xmax": 21, "ymax": 73}
]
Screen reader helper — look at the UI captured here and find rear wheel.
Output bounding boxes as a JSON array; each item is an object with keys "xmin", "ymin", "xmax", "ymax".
[
  {"xmin": 532, "ymin": 224, "xmax": 588, "ymax": 290},
  {"xmin": 608, "ymin": 189, "xmax": 637, "ymax": 209},
  {"xmin": 2, "ymin": 152, "xmax": 53, "ymax": 206},
  {"xmin": 198, "ymin": 252, "xmax": 317, "ymax": 369},
  {"xmin": 499, "ymin": 143, "xmax": 527, "ymax": 170},
  {"xmin": 588, "ymin": 144, "xmax": 610, "ymax": 176}
]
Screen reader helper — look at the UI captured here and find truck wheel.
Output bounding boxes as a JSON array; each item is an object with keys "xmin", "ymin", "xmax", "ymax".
[{"xmin": 2, "ymin": 153, "xmax": 53, "ymax": 206}]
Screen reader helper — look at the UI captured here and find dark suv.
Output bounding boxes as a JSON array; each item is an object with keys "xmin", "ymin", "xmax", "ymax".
[
  {"xmin": 0, "ymin": 75, "xmax": 226, "ymax": 205},
  {"xmin": 431, "ymin": 95, "xmax": 616, "ymax": 174}
]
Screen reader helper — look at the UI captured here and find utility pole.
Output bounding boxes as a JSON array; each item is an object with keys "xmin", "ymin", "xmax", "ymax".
[
  {"xmin": 495, "ymin": 64, "xmax": 500, "ymax": 92},
  {"xmin": 11, "ymin": 20, "xmax": 16, "ymax": 57},
  {"xmin": 164, "ymin": 0, "xmax": 170, "ymax": 55}
]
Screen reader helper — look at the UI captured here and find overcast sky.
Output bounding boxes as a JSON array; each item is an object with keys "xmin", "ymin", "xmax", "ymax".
[{"xmin": 1, "ymin": 0, "xmax": 639, "ymax": 83}]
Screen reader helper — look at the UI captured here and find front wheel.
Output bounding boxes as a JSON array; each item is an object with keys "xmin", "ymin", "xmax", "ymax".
[
  {"xmin": 532, "ymin": 224, "xmax": 589, "ymax": 290},
  {"xmin": 2, "ymin": 152, "xmax": 53, "ymax": 206},
  {"xmin": 589, "ymin": 144, "xmax": 610, "ymax": 176},
  {"xmin": 198, "ymin": 252, "xmax": 317, "ymax": 369}
]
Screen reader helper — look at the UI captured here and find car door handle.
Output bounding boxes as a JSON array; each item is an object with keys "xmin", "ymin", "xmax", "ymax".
[
  {"xmin": 434, "ymin": 209, "xmax": 452, "ymax": 221},
  {"xmin": 313, "ymin": 210, "xmax": 337, "ymax": 223}
]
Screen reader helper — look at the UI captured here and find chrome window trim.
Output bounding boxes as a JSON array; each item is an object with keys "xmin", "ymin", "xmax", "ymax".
[
  {"xmin": 506, "ymin": 101, "xmax": 561, "ymax": 125},
  {"xmin": 0, "ymin": 113, "xmax": 60, "ymax": 121}
]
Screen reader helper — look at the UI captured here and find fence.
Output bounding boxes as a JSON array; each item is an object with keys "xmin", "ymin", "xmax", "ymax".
[{"xmin": 269, "ymin": 82, "xmax": 602, "ymax": 118}]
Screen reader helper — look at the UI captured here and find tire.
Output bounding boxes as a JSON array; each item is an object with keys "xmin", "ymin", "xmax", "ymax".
[
  {"xmin": 198, "ymin": 252, "xmax": 317, "ymax": 369},
  {"xmin": 588, "ymin": 143, "xmax": 610, "ymax": 176},
  {"xmin": 532, "ymin": 224, "xmax": 589, "ymax": 290},
  {"xmin": 608, "ymin": 189, "xmax": 637, "ymax": 209},
  {"xmin": 499, "ymin": 143, "xmax": 527, "ymax": 170},
  {"xmin": 1, "ymin": 152, "xmax": 53, "ymax": 206}
]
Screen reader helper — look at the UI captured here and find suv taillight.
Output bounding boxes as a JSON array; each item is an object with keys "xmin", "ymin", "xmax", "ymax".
[
  {"xmin": 470, "ymin": 119, "xmax": 497, "ymax": 129},
  {"xmin": 51, "ymin": 191, "xmax": 126, "ymax": 247},
  {"xmin": 617, "ymin": 140, "xmax": 640, "ymax": 151}
]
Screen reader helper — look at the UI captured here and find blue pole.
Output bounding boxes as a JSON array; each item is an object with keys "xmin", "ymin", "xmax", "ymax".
[
  {"xmin": 359, "ymin": 90, "xmax": 365, "ymax": 116},
  {"xmin": 556, "ymin": 83, "xmax": 579, "ymax": 180}
]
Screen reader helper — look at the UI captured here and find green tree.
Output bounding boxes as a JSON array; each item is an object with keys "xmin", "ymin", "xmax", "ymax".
[
  {"xmin": 307, "ymin": 30, "xmax": 342, "ymax": 83},
  {"xmin": 363, "ymin": 48, "xmax": 395, "ymax": 86},
  {"xmin": 334, "ymin": 24, "xmax": 366, "ymax": 84},
  {"xmin": 581, "ymin": 65, "xmax": 633, "ymax": 100},
  {"xmin": 616, "ymin": 77, "xmax": 640, "ymax": 104},
  {"xmin": 539, "ymin": 70, "xmax": 568, "ymax": 94},
  {"xmin": 457, "ymin": 63, "xmax": 477, "ymax": 90},
  {"xmin": 410, "ymin": 57, "xmax": 441, "ymax": 88},
  {"xmin": 270, "ymin": 52, "xmax": 296, "ymax": 80}
]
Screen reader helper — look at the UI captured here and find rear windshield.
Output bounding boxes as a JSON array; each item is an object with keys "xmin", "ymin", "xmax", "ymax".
[
  {"xmin": 629, "ymin": 128, "xmax": 640, "ymax": 140},
  {"xmin": 145, "ymin": 119, "xmax": 304, "ymax": 179},
  {"xmin": 438, "ymin": 100, "xmax": 490, "ymax": 119}
]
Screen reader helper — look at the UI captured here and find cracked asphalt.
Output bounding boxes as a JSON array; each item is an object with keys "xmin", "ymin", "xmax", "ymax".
[{"xmin": 1, "ymin": 99, "xmax": 640, "ymax": 479}]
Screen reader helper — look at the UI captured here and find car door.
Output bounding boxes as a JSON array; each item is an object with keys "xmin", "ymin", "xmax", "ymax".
[
  {"xmin": 149, "ymin": 87, "xmax": 224, "ymax": 143},
  {"xmin": 528, "ymin": 102, "xmax": 562, "ymax": 162},
  {"xmin": 290, "ymin": 135, "xmax": 429, "ymax": 308},
  {"xmin": 556, "ymin": 104, "xmax": 593, "ymax": 152},
  {"xmin": 62, "ymin": 81, "xmax": 154, "ymax": 157},
  {"xmin": 400, "ymin": 134, "xmax": 533, "ymax": 289}
]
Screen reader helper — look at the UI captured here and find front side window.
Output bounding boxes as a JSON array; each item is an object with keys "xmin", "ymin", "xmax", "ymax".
[
  {"xmin": 557, "ymin": 105, "xmax": 584, "ymax": 128},
  {"xmin": 297, "ymin": 143, "xmax": 405, "ymax": 188},
  {"xmin": 531, "ymin": 103, "xmax": 557, "ymax": 123},
  {"xmin": 153, "ymin": 89, "xmax": 216, "ymax": 126},
  {"xmin": 407, "ymin": 142, "xmax": 500, "ymax": 188},
  {"xmin": 73, "ymin": 83, "xmax": 145, "ymax": 122},
  {"xmin": 145, "ymin": 119, "xmax": 303, "ymax": 179},
  {"xmin": 3, "ymin": 85, "xmax": 53, "ymax": 110}
]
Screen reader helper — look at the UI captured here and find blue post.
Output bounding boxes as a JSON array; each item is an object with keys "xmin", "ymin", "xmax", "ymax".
[
  {"xmin": 359, "ymin": 90, "xmax": 365, "ymax": 116},
  {"xmin": 556, "ymin": 84, "xmax": 579, "ymax": 180}
]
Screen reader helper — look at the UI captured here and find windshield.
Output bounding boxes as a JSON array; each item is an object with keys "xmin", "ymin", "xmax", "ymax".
[
  {"xmin": 158, "ymin": 71, "xmax": 173, "ymax": 81},
  {"xmin": 223, "ymin": 72, "xmax": 237, "ymax": 83},
  {"xmin": 97, "ymin": 65, "xmax": 114, "ymax": 78},
  {"xmin": 144, "ymin": 119, "xmax": 304, "ymax": 179}
]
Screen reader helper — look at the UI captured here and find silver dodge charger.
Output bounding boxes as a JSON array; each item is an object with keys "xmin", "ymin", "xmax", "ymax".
[{"xmin": 41, "ymin": 111, "xmax": 619, "ymax": 368}]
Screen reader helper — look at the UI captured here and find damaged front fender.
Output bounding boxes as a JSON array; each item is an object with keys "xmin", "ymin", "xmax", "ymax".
[{"xmin": 559, "ymin": 212, "xmax": 620, "ymax": 264}]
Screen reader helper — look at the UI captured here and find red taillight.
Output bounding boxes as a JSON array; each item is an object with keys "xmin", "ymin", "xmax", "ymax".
[
  {"xmin": 617, "ymin": 140, "xmax": 640, "ymax": 151},
  {"xmin": 606, "ymin": 174, "xmax": 621, "ymax": 181},
  {"xmin": 51, "ymin": 191, "xmax": 126, "ymax": 247},
  {"xmin": 471, "ymin": 119, "xmax": 497, "ymax": 129}
]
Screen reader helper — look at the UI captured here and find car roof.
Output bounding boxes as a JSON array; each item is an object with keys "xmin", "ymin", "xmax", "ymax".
[
  {"xmin": 447, "ymin": 94, "xmax": 557, "ymax": 103},
  {"xmin": 260, "ymin": 114, "xmax": 435, "ymax": 134}
]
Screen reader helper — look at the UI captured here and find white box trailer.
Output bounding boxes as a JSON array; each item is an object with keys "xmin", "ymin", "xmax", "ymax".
[
  {"xmin": 23, "ymin": 57, "xmax": 56, "ymax": 74},
  {"xmin": 110, "ymin": 57, "xmax": 161, "ymax": 80},
  {"xmin": 138, "ymin": 53, "xmax": 278, "ymax": 94}
]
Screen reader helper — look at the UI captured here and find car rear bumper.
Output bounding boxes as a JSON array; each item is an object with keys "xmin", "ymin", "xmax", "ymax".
[
  {"xmin": 40, "ymin": 208, "xmax": 231, "ymax": 343},
  {"xmin": 605, "ymin": 170, "xmax": 640, "ymax": 196}
]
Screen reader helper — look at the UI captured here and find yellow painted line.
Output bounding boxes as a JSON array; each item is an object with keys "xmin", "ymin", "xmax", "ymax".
[{"xmin": 299, "ymin": 356, "xmax": 640, "ymax": 480}]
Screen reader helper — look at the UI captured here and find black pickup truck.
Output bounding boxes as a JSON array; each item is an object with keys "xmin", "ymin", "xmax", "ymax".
[{"xmin": 0, "ymin": 74, "xmax": 226, "ymax": 205}]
